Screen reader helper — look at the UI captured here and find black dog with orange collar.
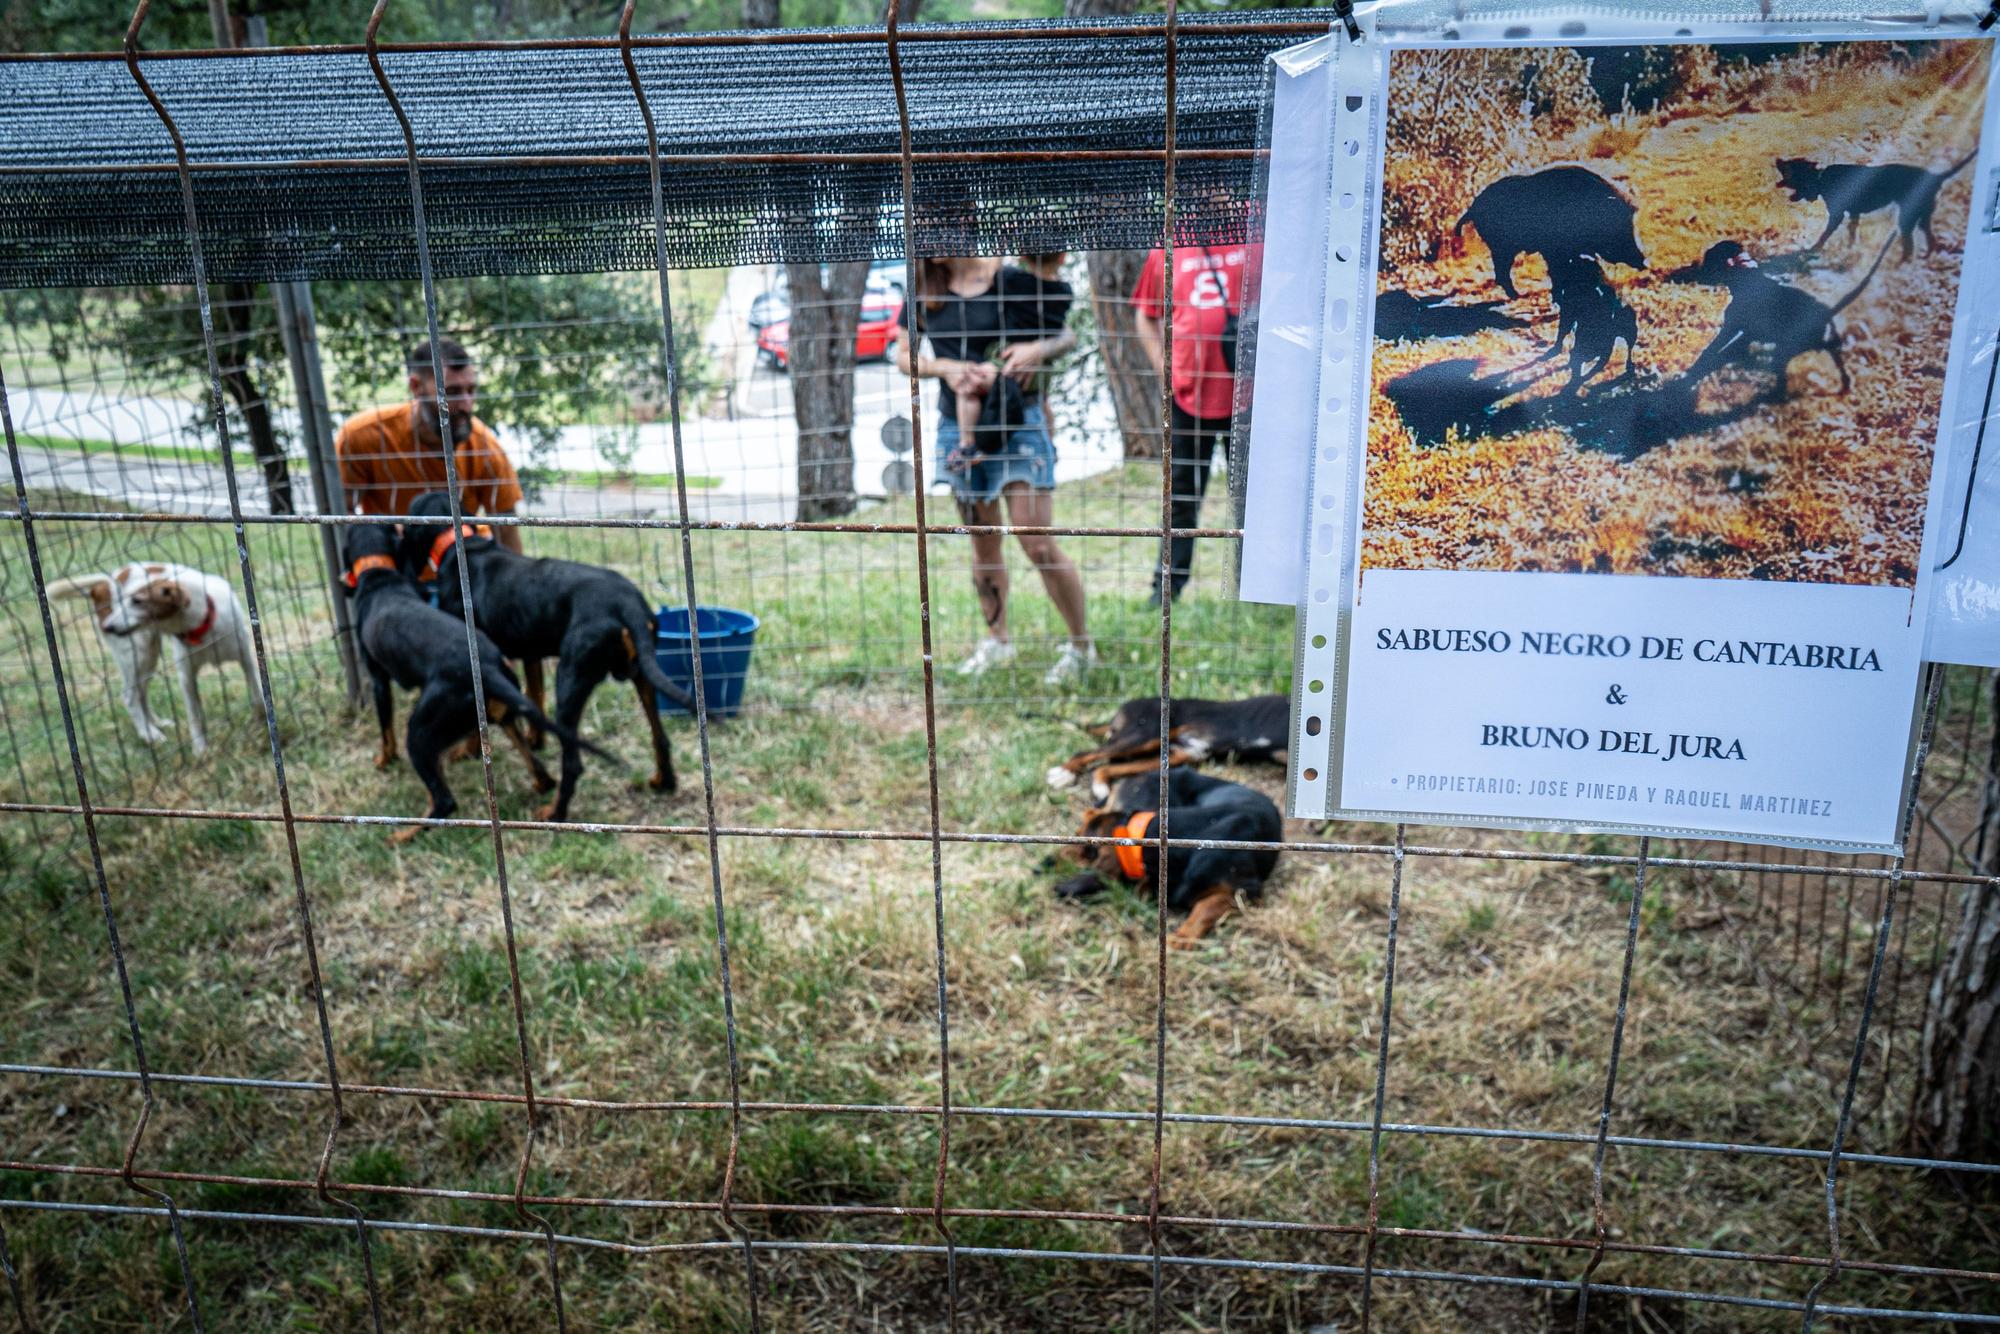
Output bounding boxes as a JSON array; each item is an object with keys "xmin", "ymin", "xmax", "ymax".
[
  {"xmin": 398, "ymin": 491, "xmax": 695, "ymax": 824},
  {"xmin": 341, "ymin": 522, "xmax": 608, "ymax": 842},
  {"xmin": 1053, "ymin": 767, "xmax": 1282, "ymax": 949}
]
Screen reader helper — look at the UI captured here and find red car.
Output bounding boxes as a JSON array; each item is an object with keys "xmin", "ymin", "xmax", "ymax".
[{"xmin": 757, "ymin": 288, "xmax": 903, "ymax": 371}]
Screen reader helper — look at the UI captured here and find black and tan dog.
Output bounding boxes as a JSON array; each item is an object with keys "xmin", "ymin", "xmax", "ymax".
[
  {"xmin": 399, "ymin": 492, "xmax": 695, "ymax": 823},
  {"xmin": 1777, "ymin": 151, "xmax": 1977, "ymax": 262},
  {"xmin": 1667, "ymin": 234, "xmax": 1894, "ymax": 402},
  {"xmin": 1047, "ymin": 693, "xmax": 1289, "ymax": 801},
  {"xmin": 341, "ymin": 523, "xmax": 607, "ymax": 842},
  {"xmin": 1533, "ymin": 250, "xmax": 1639, "ymax": 395},
  {"xmin": 1053, "ymin": 767, "xmax": 1282, "ymax": 949}
]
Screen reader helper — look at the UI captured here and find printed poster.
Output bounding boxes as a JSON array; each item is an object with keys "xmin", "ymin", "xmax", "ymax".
[{"xmin": 1304, "ymin": 31, "xmax": 1995, "ymax": 853}]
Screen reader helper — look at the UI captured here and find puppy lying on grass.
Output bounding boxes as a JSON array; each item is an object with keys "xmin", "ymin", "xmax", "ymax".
[{"xmin": 1053, "ymin": 767, "xmax": 1282, "ymax": 949}]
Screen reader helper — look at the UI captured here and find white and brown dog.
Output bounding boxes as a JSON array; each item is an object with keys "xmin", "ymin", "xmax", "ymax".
[{"xmin": 46, "ymin": 562, "xmax": 265, "ymax": 754}]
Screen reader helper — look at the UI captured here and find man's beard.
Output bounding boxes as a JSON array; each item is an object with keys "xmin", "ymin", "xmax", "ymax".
[{"xmin": 448, "ymin": 412, "xmax": 472, "ymax": 445}]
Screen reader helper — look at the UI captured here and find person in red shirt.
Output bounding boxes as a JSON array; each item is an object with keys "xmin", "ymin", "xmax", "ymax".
[{"xmin": 1133, "ymin": 239, "xmax": 1258, "ymax": 604}]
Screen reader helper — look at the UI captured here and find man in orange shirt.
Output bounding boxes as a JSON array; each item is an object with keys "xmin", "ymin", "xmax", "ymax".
[{"xmin": 335, "ymin": 337, "xmax": 525, "ymax": 554}]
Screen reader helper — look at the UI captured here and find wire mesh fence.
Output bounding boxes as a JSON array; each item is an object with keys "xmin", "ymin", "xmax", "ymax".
[{"xmin": 1, "ymin": 3, "xmax": 1997, "ymax": 1330}]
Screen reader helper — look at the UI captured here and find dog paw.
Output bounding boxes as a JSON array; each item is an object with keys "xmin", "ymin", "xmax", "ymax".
[
  {"xmin": 375, "ymin": 754, "xmax": 396, "ymax": 772},
  {"xmin": 535, "ymin": 801, "xmax": 563, "ymax": 823},
  {"xmin": 1167, "ymin": 932, "xmax": 1203, "ymax": 952},
  {"xmin": 1089, "ymin": 778, "xmax": 1111, "ymax": 804},
  {"xmin": 647, "ymin": 771, "xmax": 676, "ymax": 794},
  {"xmin": 1045, "ymin": 766, "xmax": 1077, "ymax": 790}
]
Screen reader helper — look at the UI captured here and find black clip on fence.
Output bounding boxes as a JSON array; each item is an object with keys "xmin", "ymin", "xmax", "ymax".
[
  {"xmin": 1333, "ymin": 0, "xmax": 1361, "ymax": 41},
  {"xmin": 1981, "ymin": 0, "xmax": 1998, "ymax": 30}
]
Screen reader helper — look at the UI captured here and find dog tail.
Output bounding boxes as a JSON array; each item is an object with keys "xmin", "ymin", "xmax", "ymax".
[
  {"xmin": 42, "ymin": 573, "xmax": 112, "ymax": 601},
  {"xmin": 623, "ymin": 605, "xmax": 701, "ymax": 714},
  {"xmin": 477, "ymin": 666, "xmax": 616, "ymax": 764},
  {"xmin": 1945, "ymin": 147, "xmax": 1979, "ymax": 181},
  {"xmin": 1829, "ymin": 227, "xmax": 1898, "ymax": 319}
]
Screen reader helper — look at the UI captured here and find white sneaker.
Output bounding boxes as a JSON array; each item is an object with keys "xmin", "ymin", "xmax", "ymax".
[
  {"xmin": 957, "ymin": 636, "xmax": 1017, "ymax": 676},
  {"xmin": 1043, "ymin": 640, "xmax": 1097, "ymax": 687}
]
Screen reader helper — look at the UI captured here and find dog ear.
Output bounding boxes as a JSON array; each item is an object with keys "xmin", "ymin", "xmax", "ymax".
[
  {"xmin": 134, "ymin": 578, "xmax": 188, "ymax": 619},
  {"xmin": 80, "ymin": 577, "xmax": 114, "ymax": 614}
]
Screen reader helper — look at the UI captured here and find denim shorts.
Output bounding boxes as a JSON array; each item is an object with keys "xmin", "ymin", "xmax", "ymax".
[{"xmin": 934, "ymin": 399, "xmax": 1057, "ymax": 503}]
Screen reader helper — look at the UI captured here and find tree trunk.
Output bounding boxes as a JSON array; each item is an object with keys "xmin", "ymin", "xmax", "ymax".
[
  {"xmin": 1064, "ymin": 0, "xmax": 1163, "ymax": 458},
  {"xmin": 1912, "ymin": 889, "xmax": 2000, "ymax": 1163},
  {"xmin": 216, "ymin": 282, "xmax": 294, "ymax": 515},
  {"xmin": 1086, "ymin": 249, "xmax": 1165, "ymax": 459},
  {"xmin": 786, "ymin": 260, "xmax": 868, "ymax": 520},
  {"xmin": 1912, "ymin": 679, "xmax": 2000, "ymax": 1164},
  {"xmin": 768, "ymin": 0, "xmax": 921, "ymax": 518}
]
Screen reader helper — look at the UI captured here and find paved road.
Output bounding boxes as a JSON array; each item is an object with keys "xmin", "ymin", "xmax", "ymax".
[{"xmin": 5, "ymin": 261, "xmax": 1124, "ymax": 524}]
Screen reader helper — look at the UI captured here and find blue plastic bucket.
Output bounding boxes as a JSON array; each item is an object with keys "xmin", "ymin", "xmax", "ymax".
[{"xmin": 654, "ymin": 605, "xmax": 760, "ymax": 718}]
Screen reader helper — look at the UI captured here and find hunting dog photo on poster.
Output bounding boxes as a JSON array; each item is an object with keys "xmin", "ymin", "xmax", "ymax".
[
  {"xmin": 1290, "ymin": 29, "xmax": 1996, "ymax": 853},
  {"xmin": 1368, "ymin": 39, "xmax": 1987, "ymax": 588}
]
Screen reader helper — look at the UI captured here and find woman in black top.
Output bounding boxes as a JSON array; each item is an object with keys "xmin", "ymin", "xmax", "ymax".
[{"xmin": 897, "ymin": 255, "xmax": 1094, "ymax": 684}]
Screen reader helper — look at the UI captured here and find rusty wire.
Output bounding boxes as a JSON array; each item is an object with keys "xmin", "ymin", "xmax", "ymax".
[
  {"xmin": 1358, "ymin": 823, "xmax": 1405, "ymax": 1331},
  {"xmin": 5, "ymin": 798, "xmax": 1999, "ymax": 886},
  {"xmin": 619, "ymin": 0, "xmax": 764, "ymax": 1319},
  {"xmin": 1574, "ymin": 835, "xmax": 1650, "ymax": 1328},
  {"xmin": 2, "ymin": 357, "xmax": 206, "ymax": 1328},
  {"xmin": 10, "ymin": 1059, "xmax": 2000, "ymax": 1177},
  {"xmin": 9, "ymin": 1153, "xmax": 2000, "ymax": 1286},
  {"xmin": 120, "ymin": 2, "xmax": 386, "ymax": 1324},
  {"xmin": 363, "ymin": 0, "xmax": 567, "ymax": 1319},
  {"xmin": 1800, "ymin": 666, "xmax": 1946, "ymax": 1330},
  {"xmin": 884, "ymin": 0, "xmax": 963, "ymax": 1322},
  {"xmin": 0, "ymin": 507, "xmax": 1248, "ymax": 538},
  {"xmin": 1, "ymin": 17, "xmax": 1327, "ymax": 62},
  {"xmin": 1146, "ymin": 0, "xmax": 1180, "ymax": 1324},
  {"xmin": 0, "ymin": 148, "xmax": 1265, "ymax": 178},
  {"xmin": 3, "ymin": 5, "xmax": 1999, "ymax": 1329},
  {"xmin": 7, "ymin": 1196, "xmax": 1999, "ymax": 1326}
]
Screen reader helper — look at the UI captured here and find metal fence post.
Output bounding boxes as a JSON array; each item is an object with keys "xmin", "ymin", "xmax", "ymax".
[
  {"xmin": 272, "ymin": 279, "xmax": 361, "ymax": 708},
  {"xmin": 238, "ymin": 14, "xmax": 358, "ymax": 707}
]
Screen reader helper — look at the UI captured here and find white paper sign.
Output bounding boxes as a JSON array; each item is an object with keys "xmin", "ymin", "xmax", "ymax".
[{"xmin": 1276, "ymin": 15, "xmax": 1996, "ymax": 854}]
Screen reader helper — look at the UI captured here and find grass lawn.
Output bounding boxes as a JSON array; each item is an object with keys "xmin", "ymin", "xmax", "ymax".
[{"xmin": 0, "ymin": 466, "xmax": 1992, "ymax": 1329}]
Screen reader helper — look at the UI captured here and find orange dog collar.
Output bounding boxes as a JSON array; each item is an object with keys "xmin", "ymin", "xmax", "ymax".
[
  {"xmin": 343, "ymin": 553, "xmax": 398, "ymax": 589},
  {"xmin": 422, "ymin": 523, "xmax": 493, "ymax": 581},
  {"xmin": 1113, "ymin": 809, "xmax": 1155, "ymax": 880}
]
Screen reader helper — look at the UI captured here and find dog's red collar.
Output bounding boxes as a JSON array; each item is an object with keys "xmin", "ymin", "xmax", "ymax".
[
  {"xmin": 1113, "ymin": 809, "xmax": 1155, "ymax": 880},
  {"xmin": 343, "ymin": 553, "xmax": 399, "ymax": 590},
  {"xmin": 175, "ymin": 594, "xmax": 218, "ymax": 648},
  {"xmin": 422, "ymin": 523, "xmax": 494, "ymax": 581}
]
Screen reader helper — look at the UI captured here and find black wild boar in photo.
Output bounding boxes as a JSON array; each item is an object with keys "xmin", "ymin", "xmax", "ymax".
[{"xmin": 1455, "ymin": 166, "xmax": 1647, "ymax": 298}]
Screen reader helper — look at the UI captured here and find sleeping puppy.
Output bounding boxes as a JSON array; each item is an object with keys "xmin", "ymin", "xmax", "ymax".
[
  {"xmin": 45, "ymin": 562, "xmax": 264, "ymax": 754},
  {"xmin": 1054, "ymin": 767, "xmax": 1282, "ymax": 949}
]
